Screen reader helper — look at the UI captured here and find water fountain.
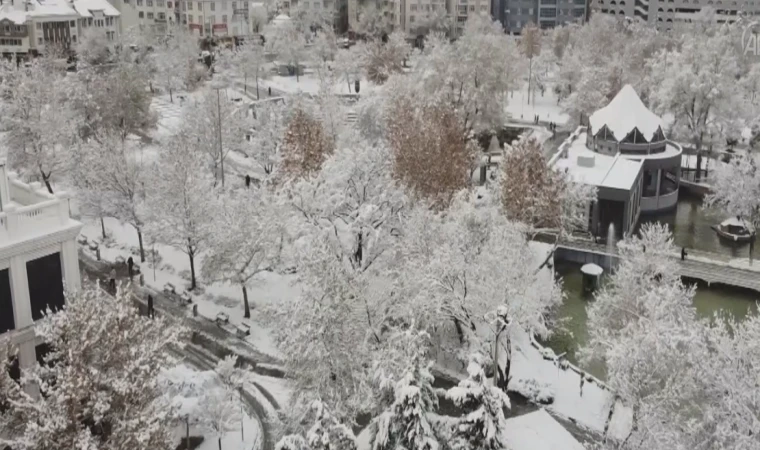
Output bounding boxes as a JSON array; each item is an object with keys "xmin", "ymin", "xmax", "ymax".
[{"xmin": 607, "ymin": 223, "xmax": 616, "ymax": 270}]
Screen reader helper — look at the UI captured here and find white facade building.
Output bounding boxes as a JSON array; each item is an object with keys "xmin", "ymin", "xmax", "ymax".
[
  {"xmin": 590, "ymin": 0, "xmax": 752, "ymax": 30},
  {"xmin": 0, "ymin": 161, "xmax": 82, "ymax": 379},
  {"xmin": 178, "ymin": 0, "xmax": 267, "ymax": 38},
  {"xmin": 72, "ymin": 0, "xmax": 120, "ymax": 40}
]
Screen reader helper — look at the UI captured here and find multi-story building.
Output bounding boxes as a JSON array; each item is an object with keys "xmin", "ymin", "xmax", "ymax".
[
  {"xmin": 177, "ymin": 0, "xmax": 266, "ymax": 37},
  {"xmin": 0, "ymin": 0, "xmax": 120, "ymax": 58},
  {"xmin": 106, "ymin": 0, "xmax": 174, "ymax": 34},
  {"xmin": 0, "ymin": 161, "xmax": 82, "ymax": 380},
  {"xmin": 494, "ymin": 0, "xmax": 587, "ymax": 33},
  {"xmin": 589, "ymin": 0, "xmax": 747, "ymax": 30}
]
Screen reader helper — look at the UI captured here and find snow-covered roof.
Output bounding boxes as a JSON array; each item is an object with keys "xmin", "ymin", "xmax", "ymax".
[
  {"xmin": 0, "ymin": 5, "xmax": 28, "ymax": 24},
  {"xmin": 721, "ymin": 216, "xmax": 755, "ymax": 231},
  {"xmin": 26, "ymin": 0, "xmax": 79, "ymax": 17},
  {"xmin": 554, "ymin": 133, "xmax": 644, "ymax": 191},
  {"xmin": 71, "ymin": 0, "xmax": 120, "ymax": 17},
  {"xmin": 581, "ymin": 263, "xmax": 603, "ymax": 276},
  {"xmin": 504, "ymin": 409, "xmax": 586, "ymax": 450},
  {"xmin": 271, "ymin": 13, "xmax": 291, "ymax": 26},
  {"xmin": 589, "ymin": 85, "xmax": 664, "ymax": 143}
]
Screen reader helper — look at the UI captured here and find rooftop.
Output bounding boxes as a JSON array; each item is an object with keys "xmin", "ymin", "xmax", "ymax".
[
  {"xmin": 0, "ymin": 5, "xmax": 28, "ymax": 24},
  {"xmin": 554, "ymin": 132, "xmax": 644, "ymax": 191},
  {"xmin": 589, "ymin": 84, "xmax": 664, "ymax": 143},
  {"xmin": 71, "ymin": 0, "xmax": 120, "ymax": 17},
  {"xmin": 26, "ymin": 0, "xmax": 79, "ymax": 18}
]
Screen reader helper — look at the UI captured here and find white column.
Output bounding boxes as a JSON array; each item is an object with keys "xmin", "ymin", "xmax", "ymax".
[
  {"xmin": 655, "ymin": 169, "xmax": 662, "ymax": 208},
  {"xmin": 9, "ymin": 254, "xmax": 31, "ymax": 328},
  {"xmin": 61, "ymin": 240, "xmax": 81, "ymax": 293}
]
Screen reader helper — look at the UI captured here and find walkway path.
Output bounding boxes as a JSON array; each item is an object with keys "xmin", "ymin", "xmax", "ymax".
[{"xmin": 559, "ymin": 239, "xmax": 760, "ymax": 292}]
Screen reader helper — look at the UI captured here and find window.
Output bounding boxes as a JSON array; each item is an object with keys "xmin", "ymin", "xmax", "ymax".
[
  {"xmin": 232, "ymin": 1, "xmax": 236, "ymax": 8},
  {"xmin": 409, "ymin": 14, "xmax": 414, "ymax": 22},
  {"xmin": 222, "ymin": 13, "xmax": 227, "ymax": 21},
  {"xmin": 72, "ymin": 35, "xmax": 76, "ymax": 42},
  {"xmin": 189, "ymin": 13, "xmax": 193, "ymax": 21},
  {"xmin": 168, "ymin": 1, "xmax": 172, "ymax": 6},
  {"xmin": 410, "ymin": 3, "xmax": 417, "ymax": 9},
  {"xmin": 3, "ymin": 26, "xmax": 8, "ymax": 33},
  {"xmin": 0, "ymin": 269, "xmax": 14, "ymax": 335},
  {"xmin": 539, "ymin": 7, "xmax": 557, "ymax": 16},
  {"xmin": 147, "ymin": 0, "xmax": 153, "ymax": 5},
  {"xmin": 480, "ymin": 5, "xmax": 486, "ymax": 10},
  {"xmin": 36, "ymin": 22, "xmax": 41, "ymax": 29},
  {"xmin": 70, "ymin": 20, "xmax": 75, "ymax": 26},
  {"xmin": 210, "ymin": 14, "xmax": 215, "ymax": 22},
  {"xmin": 159, "ymin": 12, "xmax": 166, "ymax": 18},
  {"xmin": 139, "ymin": 11, "xmax": 145, "ymax": 17},
  {"xmin": 157, "ymin": 0, "xmax": 164, "ymax": 5},
  {"xmin": 188, "ymin": 1, "xmax": 192, "ymax": 9},
  {"xmin": 469, "ymin": 4, "xmax": 474, "ymax": 10},
  {"xmin": 210, "ymin": 1, "xmax": 215, "ymax": 9},
  {"xmin": 148, "ymin": 11, "xmax": 154, "ymax": 18},
  {"xmin": 38, "ymin": 37, "xmax": 42, "ymax": 44},
  {"xmin": 198, "ymin": 1, "xmax": 202, "ymax": 9},
  {"xmin": 137, "ymin": 0, "xmax": 143, "ymax": 5},
  {"xmin": 27, "ymin": 253, "xmax": 64, "ymax": 322},
  {"xmin": 222, "ymin": 0, "xmax": 227, "ymax": 8}
]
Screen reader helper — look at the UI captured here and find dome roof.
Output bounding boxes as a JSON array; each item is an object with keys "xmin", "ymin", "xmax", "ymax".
[{"xmin": 589, "ymin": 85, "xmax": 665, "ymax": 143}]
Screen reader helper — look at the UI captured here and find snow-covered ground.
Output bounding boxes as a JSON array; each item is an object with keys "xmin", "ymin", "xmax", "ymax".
[
  {"xmin": 505, "ymin": 83, "xmax": 570, "ymax": 126},
  {"xmin": 503, "ymin": 409, "xmax": 586, "ymax": 450},
  {"xmin": 78, "ymin": 216, "xmax": 299, "ymax": 358},
  {"xmin": 254, "ymin": 73, "xmax": 377, "ymax": 96},
  {"xmin": 510, "ymin": 326, "xmax": 633, "ymax": 440},
  {"xmin": 160, "ymin": 364, "xmax": 262, "ymax": 450}
]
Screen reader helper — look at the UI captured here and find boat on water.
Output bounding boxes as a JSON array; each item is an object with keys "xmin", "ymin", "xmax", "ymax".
[{"xmin": 712, "ymin": 216, "xmax": 756, "ymax": 243}]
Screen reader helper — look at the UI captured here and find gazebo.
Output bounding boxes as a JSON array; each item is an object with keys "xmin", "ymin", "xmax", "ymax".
[{"xmin": 586, "ymin": 85, "xmax": 682, "ymax": 213}]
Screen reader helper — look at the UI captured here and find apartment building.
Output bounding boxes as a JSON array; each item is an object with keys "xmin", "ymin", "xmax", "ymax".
[
  {"xmin": 590, "ymin": 0, "xmax": 749, "ymax": 29},
  {"xmin": 177, "ymin": 0, "xmax": 266, "ymax": 37},
  {"xmin": 0, "ymin": 162, "xmax": 82, "ymax": 381},
  {"xmin": 494, "ymin": 0, "xmax": 587, "ymax": 33},
  {"xmin": 0, "ymin": 0, "xmax": 120, "ymax": 58},
  {"xmin": 450, "ymin": 0, "xmax": 490, "ymax": 34}
]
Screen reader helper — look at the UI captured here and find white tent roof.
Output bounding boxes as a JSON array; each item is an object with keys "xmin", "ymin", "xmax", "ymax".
[{"xmin": 589, "ymin": 84, "xmax": 664, "ymax": 143}]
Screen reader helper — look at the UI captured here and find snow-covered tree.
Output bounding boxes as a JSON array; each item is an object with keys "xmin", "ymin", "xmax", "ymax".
[
  {"xmin": 394, "ymin": 193, "xmax": 563, "ymax": 375},
  {"xmin": 446, "ymin": 353, "xmax": 511, "ymax": 450},
  {"xmin": 199, "ymin": 386, "xmax": 241, "ymax": 450},
  {"xmin": 519, "ymin": 22, "xmax": 541, "ymax": 105},
  {"xmin": 363, "ymin": 31, "xmax": 410, "ymax": 84},
  {"xmin": 501, "ymin": 137, "xmax": 596, "ymax": 236},
  {"xmin": 220, "ymin": 39, "xmax": 269, "ymax": 99},
  {"xmin": 276, "ymin": 401, "xmax": 357, "ymax": 450},
  {"xmin": 647, "ymin": 24, "xmax": 740, "ymax": 157},
  {"xmin": 4, "ymin": 60, "xmax": 78, "ymax": 193},
  {"xmin": 246, "ymin": 101, "xmax": 288, "ymax": 178},
  {"xmin": 313, "ymin": 28, "xmax": 338, "ymax": 63},
  {"xmin": 182, "ymin": 89, "xmax": 248, "ymax": 186},
  {"xmin": 270, "ymin": 140, "xmax": 406, "ymax": 420},
  {"xmin": 371, "ymin": 348, "xmax": 439, "ymax": 450},
  {"xmin": 148, "ymin": 134, "xmax": 218, "ymax": 290},
  {"xmin": 215, "ymin": 355, "xmax": 245, "ymax": 390},
  {"xmin": 76, "ymin": 26, "xmax": 112, "ymax": 67},
  {"xmin": 269, "ymin": 20, "xmax": 309, "ymax": 82},
  {"xmin": 77, "ymin": 133, "xmax": 150, "ymax": 261},
  {"xmin": 582, "ymin": 224, "xmax": 701, "ymax": 443},
  {"xmin": 153, "ymin": 25, "xmax": 200, "ymax": 101},
  {"xmin": 704, "ymin": 153, "xmax": 760, "ymax": 259},
  {"xmin": 204, "ymin": 188, "xmax": 285, "ymax": 318},
  {"xmin": 0, "ymin": 286, "xmax": 183, "ymax": 450},
  {"xmin": 334, "ymin": 44, "xmax": 365, "ymax": 94},
  {"xmin": 354, "ymin": 3, "xmax": 393, "ymax": 39}
]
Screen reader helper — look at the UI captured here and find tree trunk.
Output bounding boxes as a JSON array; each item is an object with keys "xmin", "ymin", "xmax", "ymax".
[
  {"xmin": 244, "ymin": 72, "xmax": 247, "ymax": 93},
  {"xmin": 527, "ymin": 58, "xmax": 533, "ymax": 106},
  {"xmin": 218, "ymin": 436, "xmax": 222, "ymax": 450},
  {"xmin": 100, "ymin": 215, "xmax": 107, "ymax": 240},
  {"xmin": 169, "ymin": 88, "xmax": 174, "ymax": 103},
  {"xmin": 243, "ymin": 284, "xmax": 250, "ymax": 318},
  {"xmin": 255, "ymin": 75, "xmax": 260, "ymax": 100},
  {"xmin": 137, "ymin": 227, "xmax": 146, "ymax": 263},
  {"xmin": 40, "ymin": 170, "xmax": 54, "ymax": 194},
  {"xmin": 188, "ymin": 248, "xmax": 197, "ymax": 291},
  {"xmin": 453, "ymin": 318, "xmax": 465, "ymax": 344}
]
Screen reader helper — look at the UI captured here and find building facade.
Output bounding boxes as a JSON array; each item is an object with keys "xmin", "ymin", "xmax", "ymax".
[
  {"xmin": 177, "ymin": 0, "xmax": 267, "ymax": 37},
  {"xmin": 0, "ymin": 162, "xmax": 82, "ymax": 381},
  {"xmin": 589, "ymin": 0, "xmax": 750, "ymax": 30},
  {"xmin": 493, "ymin": 0, "xmax": 587, "ymax": 33}
]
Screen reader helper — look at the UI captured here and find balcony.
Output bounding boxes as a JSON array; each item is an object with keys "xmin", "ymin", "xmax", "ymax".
[{"xmin": 0, "ymin": 165, "xmax": 76, "ymax": 245}]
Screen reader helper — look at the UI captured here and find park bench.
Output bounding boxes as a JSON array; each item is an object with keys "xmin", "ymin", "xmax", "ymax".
[
  {"xmin": 163, "ymin": 283, "xmax": 176, "ymax": 295},
  {"xmin": 77, "ymin": 236, "xmax": 88, "ymax": 246},
  {"xmin": 235, "ymin": 323, "xmax": 250, "ymax": 337},
  {"xmin": 216, "ymin": 312, "xmax": 230, "ymax": 324},
  {"xmin": 180, "ymin": 292, "xmax": 192, "ymax": 305},
  {"xmin": 115, "ymin": 256, "xmax": 126, "ymax": 265},
  {"xmin": 88, "ymin": 242, "xmax": 99, "ymax": 252}
]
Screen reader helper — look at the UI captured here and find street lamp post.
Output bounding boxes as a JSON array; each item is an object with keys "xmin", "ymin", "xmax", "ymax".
[{"xmin": 211, "ymin": 78, "xmax": 226, "ymax": 187}]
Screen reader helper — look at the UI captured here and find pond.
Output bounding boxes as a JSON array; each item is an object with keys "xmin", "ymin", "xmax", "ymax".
[
  {"xmin": 543, "ymin": 260, "xmax": 759, "ymax": 380},
  {"xmin": 640, "ymin": 193, "xmax": 752, "ymax": 259}
]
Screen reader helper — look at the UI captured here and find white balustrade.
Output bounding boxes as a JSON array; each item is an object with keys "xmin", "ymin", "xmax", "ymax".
[{"xmin": 0, "ymin": 182, "xmax": 70, "ymax": 242}]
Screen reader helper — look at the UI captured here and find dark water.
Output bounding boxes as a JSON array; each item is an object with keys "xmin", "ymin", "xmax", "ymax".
[
  {"xmin": 545, "ymin": 261, "xmax": 759, "ymax": 381},
  {"xmin": 640, "ymin": 193, "xmax": 751, "ymax": 259}
]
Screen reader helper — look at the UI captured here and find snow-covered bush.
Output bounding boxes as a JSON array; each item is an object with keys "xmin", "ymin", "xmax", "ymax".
[{"xmin": 509, "ymin": 378, "xmax": 555, "ymax": 405}]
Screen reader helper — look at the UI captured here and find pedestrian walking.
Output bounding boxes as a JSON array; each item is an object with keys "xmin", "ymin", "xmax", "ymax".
[
  {"xmin": 681, "ymin": 247, "xmax": 688, "ymax": 261},
  {"xmin": 268, "ymin": 86, "xmax": 272, "ymax": 96},
  {"xmin": 108, "ymin": 268, "xmax": 116, "ymax": 293},
  {"xmin": 147, "ymin": 294, "xmax": 154, "ymax": 319},
  {"xmin": 580, "ymin": 372, "xmax": 585, "ymax": 397},
  {"xmin": 127, "ymin": 256, "xmax": 134, "ymax": 280},
  {"xmin": 245, "ymin": 174, "xmax": 251, "ymax": 188}
]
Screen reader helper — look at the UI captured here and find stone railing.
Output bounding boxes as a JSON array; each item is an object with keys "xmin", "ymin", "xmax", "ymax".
[
  {"xmin": 0, "ymin": 175, "xmax": 71, "ymax": 242},
  {"xmin": 547, "ymin": 125, "xmax": 586, "ymax": 167}
]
